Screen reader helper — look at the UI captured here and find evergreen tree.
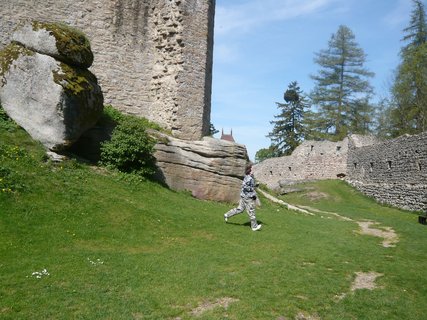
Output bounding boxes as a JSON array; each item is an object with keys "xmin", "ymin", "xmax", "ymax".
[
  {"xmin": 402, "ymin": 0, "xmax": 427, "ymax": 50},
  {"xmin": 374, "ymin": 97, "xmax": 394, "ymax": 139},
  {"xmin": 390, "ymin": 0, "xmax": 427, "ymax": 135},
  {"xmin": 310, "ymin": 25, "xmax": 374, "ymax": 141},
  {"xmin": 267, "ymin": 81, "xmax": 308, "ymax": 156},
  {"xmin": 209, "ymin": 123, "xmax": 219, "ymax": 136}
]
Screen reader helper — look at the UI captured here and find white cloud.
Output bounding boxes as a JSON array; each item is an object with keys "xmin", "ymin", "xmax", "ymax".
[
  {"xmin": 383, "ymin": 0, "xmax": 412, "ymax": 28},
  {"xmin": 214, "ymin": 0, "xmax": 342, "ymax": 36}
]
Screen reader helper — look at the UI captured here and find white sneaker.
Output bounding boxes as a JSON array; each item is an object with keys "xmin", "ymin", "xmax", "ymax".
[
  {"xmin": 224, "ymin": 214, "xmax": 228, "ymax": 222},
  {"xmin": 251, "ymin": 224, "xmax": 262, "ymax": 231}
]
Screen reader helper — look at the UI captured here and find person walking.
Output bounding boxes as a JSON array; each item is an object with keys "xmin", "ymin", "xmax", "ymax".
[{"xmin": 224, "ymin": 163, "xmax": 262, "ymax": 231}]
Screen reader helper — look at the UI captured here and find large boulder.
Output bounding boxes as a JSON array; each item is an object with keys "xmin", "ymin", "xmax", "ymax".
[
  {"xmin": 0, "ymin": 22, "xmax": 103, "ymax": 151},
  {"xmin": 12, "ymin": 21, "xmax": 94, "ymax": 68},
  {"xmin": 154, "ymin": 134, "xmax": 249, "ymax": 203}
]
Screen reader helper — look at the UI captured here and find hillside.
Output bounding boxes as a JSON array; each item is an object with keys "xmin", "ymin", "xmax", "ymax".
[{"xmin": 1, "ymin": 124, "xmax": 427, "ymax": 319}]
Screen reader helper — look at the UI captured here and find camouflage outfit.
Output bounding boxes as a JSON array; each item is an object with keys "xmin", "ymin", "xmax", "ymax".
[{"xmin": 224, "ymin": 173, "xmax": 260, "ymax": 230}]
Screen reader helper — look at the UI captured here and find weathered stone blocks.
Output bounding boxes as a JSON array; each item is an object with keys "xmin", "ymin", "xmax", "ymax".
[
  {"xmin": 253, "ymin": 138, "xmax": 350, "ymax": 191},
  {"xmin": 347, "ymin": 132, "xmax": 427, "ymax": 212}
]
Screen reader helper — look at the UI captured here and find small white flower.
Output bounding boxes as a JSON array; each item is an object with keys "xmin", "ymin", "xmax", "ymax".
[
  {"xmin": 87, "ymin": 258, "xmax": 104, "ymax": 266},
  {"xmin": 31, "ymin": 268, "xmax": 49, "ymax": 278}
]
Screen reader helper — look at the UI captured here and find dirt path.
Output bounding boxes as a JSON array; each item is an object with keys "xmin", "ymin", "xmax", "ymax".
[{"xmin": 258, "ymin": 189, "xmax": 399, "ymax": 248}]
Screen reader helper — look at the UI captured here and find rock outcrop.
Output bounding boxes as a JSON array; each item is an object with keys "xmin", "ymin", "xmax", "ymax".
[
  {"xmin": 0, "ymin": 21, "xmax": 103, "ymax": 151},
  {"xmin": 68, "ymin": 126, "xmax": 249, "ymax": 203},
  {"xmin": 154, "ymin": 134, "xmax": 249, "ymax": 203}
]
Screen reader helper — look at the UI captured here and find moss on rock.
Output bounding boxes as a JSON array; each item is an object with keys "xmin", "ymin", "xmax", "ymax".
[
  {"xmin": 0, "ymin": 43, "xmax": 34, "ymax": 86},
  {"xmin": 31, "ymin": 21, "xmax": 94, "ymax": 68},
  {"xmin": 53, "ymin": 62, "xmax": 97, "ymax": 95}
]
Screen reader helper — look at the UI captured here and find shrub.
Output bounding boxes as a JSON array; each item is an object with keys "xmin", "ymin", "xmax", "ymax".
[
  {"xmin": 99, "ymin": 108, "xmax": 157, "ymax": 177},
  {"xmin": 99, "ymin": 104, "xmax": 125, "ymax": 125}
]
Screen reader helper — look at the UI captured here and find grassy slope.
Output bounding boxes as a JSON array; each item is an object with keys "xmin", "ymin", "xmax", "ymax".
[{"xmin": 1, "ymin": 126, "xmax": 426, "ymax": 320}]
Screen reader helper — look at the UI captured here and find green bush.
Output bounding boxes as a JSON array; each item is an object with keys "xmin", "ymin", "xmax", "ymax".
[
  {"xmin": 99, "ymin": 107, "xmax": 157, "ymax": 177},
  {"xmin": 99, "ymin": 104, "xmax": 125, "ymax": 125}
]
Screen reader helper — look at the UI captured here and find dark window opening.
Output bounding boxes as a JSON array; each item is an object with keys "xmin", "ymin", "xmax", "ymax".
[
  {"xmin": 353, "ymin": 162, "xmax": 357, "ymax": 169},
  {"xmin": 370, "ymin": 162, "xmax": 374, "ymax": 172},
  {"xmin": 311, "ymin": 145, "xmax": 314, "ymax": 151},
  {"xmin": 288, "ymin": 167, "xmax": 292, "ymax": 171},
  {"xmin": 336, "ymin": 146, "xmax": 341, "ymax": 152},
  {"xmin": 387, "ymin": 161, "xmax": 392, "ymax": 170}
]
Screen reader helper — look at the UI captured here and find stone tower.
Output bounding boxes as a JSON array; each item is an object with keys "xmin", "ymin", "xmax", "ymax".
[{"xmin": 0, "ymin": 0, "xmax": 215, "ymax": 140}]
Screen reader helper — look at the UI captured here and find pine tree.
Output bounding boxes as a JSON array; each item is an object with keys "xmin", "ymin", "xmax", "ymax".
[
  {"xmin": 402, "ymin": 0, "xmax": 427, "ymax": 50},
  {"xmin": 374, "ymin": 98, "xmax": 394, "ymax": 139},
  {"xmin": 267, "ymin": 81, "xmax": 308, "ymax": 156},
  {"xmin": 390, "ymin": 0, "xmax": 427, "ymax": 135},
  {"xmin": 310, "ymin": 25, "xmax": 374, "ymax": 141}
]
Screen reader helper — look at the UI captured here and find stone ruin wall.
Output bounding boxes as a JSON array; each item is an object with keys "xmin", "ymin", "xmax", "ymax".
[
  {"xmin": 0, "ymin": 0, "xmax": 215, "ymax": 141},
  {"xmin": 253, "ymin": 138, "xmax": 349, "ymax": 190},
  {"xmin": 254, "ymin": 132, "xmax": 426, "ymax": 212},
  {"xmin": 347, "ymin": 132, "xmax": 427, "ymax": 212}
]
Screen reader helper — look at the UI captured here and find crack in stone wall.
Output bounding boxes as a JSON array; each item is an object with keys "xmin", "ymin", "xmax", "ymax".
[{"xmin": 149, "ymin": 0, "xmax": 184, "ymax": 135}]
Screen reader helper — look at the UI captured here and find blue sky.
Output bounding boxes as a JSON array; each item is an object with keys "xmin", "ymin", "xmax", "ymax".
[{"xmin": 210, "ymin": 0, "xmax": 413, "ymax": 160}]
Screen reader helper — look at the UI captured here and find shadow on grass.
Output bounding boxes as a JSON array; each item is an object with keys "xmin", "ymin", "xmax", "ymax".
[{"xmin": 225, "ymin": 220, "xmax": 266, "ymax": 228}]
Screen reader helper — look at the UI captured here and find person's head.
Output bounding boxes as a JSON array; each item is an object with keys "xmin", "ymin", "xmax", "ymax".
[{"xmin": 245, "ymin": 164, "xmax": 253, "ymax": 175}]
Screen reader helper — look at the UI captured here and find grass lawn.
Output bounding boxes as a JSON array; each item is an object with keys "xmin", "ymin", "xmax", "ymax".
[{"xmin": 1, "ymin": 125, "xmax": 427, "ymax": 319}]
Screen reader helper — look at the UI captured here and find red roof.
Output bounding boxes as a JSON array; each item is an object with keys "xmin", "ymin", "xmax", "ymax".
[{"xmin": 220, "ymin": 129, "xmax": 235, "ymax": 142}]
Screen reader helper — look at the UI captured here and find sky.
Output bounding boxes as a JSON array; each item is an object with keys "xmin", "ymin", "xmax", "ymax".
[{"xmin": 210, "ymin": 0, "xmax": 414, "ymax": 161}]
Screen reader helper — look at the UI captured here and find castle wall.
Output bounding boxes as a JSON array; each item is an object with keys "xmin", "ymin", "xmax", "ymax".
[
  {"xmin": 0, "ymin": 0, "xmax": 215, "ymax": 140},
  {"xmin": 253, "ymin": 138, "xmax": 349, "ymax": 190},
  {"xmin": 254, "ymin": 132, "xmax": 426, "ymax": 213},
  {"xmin": 347, "ymin": 132, "xmax": 427, "ymax": 212}
]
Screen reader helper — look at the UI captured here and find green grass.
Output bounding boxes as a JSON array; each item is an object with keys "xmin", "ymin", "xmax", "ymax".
[{"xmin": 1, "ymin": 126, "xmax": 427, "ymax": 319}]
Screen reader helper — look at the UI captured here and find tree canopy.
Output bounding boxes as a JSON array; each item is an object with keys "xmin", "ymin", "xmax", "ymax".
[
  {"xmin": 309, "ymin": 25, "xmax": 374, "ymax": 141},
  {"xmin": 267, "ymin": 81, "xmax": 308, "ymax": 156},
  {"xmin": 389, "ymin": 0, "xmax": 427, "ymax": 135}
]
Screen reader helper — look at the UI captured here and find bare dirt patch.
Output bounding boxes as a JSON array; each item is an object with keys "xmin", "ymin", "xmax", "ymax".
[
  {"xmin": 189, "ymin": 297, "xmax": 239, "ymax": 317},
  {"xmin": 351, "ymin": 271, "xmax": 384, "ymax": 291},
  {"xmin": 276, "ymin": 312, "xmax": 321, "ymax": 320},
  {"xmin": 335, "ymin": 271, "xmax": 384, "ymax": 301},
  {"xmin": 356, "ymin": 221, "xmax": 398, "ymax": 247}
]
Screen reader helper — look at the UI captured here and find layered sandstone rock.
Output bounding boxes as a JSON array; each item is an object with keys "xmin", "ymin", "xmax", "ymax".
[
  {"xmin": 154, "ymin": 134, "xmax": 249, "ymax": 203},
  {"xmin": 0, "ymin": 21, "xmax": 103, "ymax": 151}
]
